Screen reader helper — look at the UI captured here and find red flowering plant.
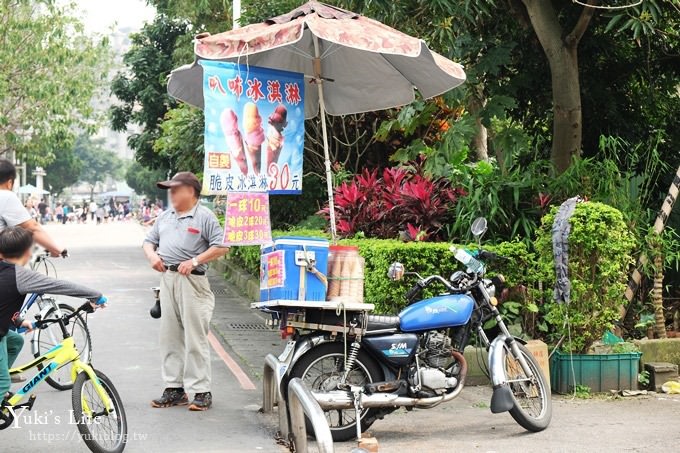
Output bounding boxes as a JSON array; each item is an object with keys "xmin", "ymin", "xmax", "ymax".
[{"xmin": 320, "ymin": 167, "xmax": 465, "ymax": 241}]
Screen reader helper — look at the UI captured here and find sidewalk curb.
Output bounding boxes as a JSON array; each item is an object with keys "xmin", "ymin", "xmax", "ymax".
[
  {"xmin": 217, "ymin": 257, "xmax": 260, "ymax": 302},
  {"xmin": 207, "ymin": 261, "xmax": 282, "ymax": 387}
]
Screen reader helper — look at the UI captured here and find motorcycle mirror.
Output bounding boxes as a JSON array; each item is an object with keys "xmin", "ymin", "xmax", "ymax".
[
  {"xmin": 387, "ymin": 262, "xmax": 405, "ymax": 281},
  {"xmin": 471, "ymin": 217, "xmax": 488, "ymax": 238}
]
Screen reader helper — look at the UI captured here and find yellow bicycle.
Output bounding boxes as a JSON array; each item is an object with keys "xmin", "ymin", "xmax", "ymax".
[{"xmin": 1, "ymin": 301, "xmax": 127, "ymax": 453}]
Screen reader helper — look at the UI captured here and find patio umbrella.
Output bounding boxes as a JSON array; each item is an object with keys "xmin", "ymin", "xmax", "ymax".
[
  {"xmin": 167, "ymin": 1, "xmax": 466, "ymax": 240},
  {"xmin": 17, "ymin": 184, "xmax": 49, "ymax": 195}
]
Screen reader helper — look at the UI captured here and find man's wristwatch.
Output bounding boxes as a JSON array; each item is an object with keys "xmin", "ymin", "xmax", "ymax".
[{"xmin": 191, "ymin": 257, "xmax": 199, "ymax": 268}]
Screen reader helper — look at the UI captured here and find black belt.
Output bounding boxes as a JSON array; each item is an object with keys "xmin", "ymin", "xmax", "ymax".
[{"xmin": 166, "ymin": 264, "xmax": 205, "ymax": 276}]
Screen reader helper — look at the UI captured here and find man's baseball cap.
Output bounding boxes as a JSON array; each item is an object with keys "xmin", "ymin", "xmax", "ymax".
[{"xmin": 156, "ymin": 172, "xmax": 202, "ymax": 193}]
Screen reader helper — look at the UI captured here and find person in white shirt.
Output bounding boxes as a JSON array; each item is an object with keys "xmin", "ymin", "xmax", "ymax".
[
  {"xmin": 89, "ymin": 200, "xmax": 97, "ymax": 221},
  {"xmin": 0, "ymin": 159, "xmax": 63, "ymax": 255}
]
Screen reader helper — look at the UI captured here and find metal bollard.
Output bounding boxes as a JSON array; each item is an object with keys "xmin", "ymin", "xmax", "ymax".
[
  {"xmin": 262, "ymin": 353, "xmax": 289, "ymax": 437},
  {"xmin": 288, "ymin": 377, "xmax": 334, "ymax": 453}
]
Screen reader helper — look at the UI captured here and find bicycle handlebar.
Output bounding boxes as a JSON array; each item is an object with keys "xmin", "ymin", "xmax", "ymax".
[
  {"xmin": 35, "ymin": 249, "xmax": 69, "ymax": 260},
  {"xmin": 16, "ymin": 322, "xmax": 37, "ymax": 334},
  {"xmin": 26, "ymin": 300, "xmax": 99, "ymax": 331}
]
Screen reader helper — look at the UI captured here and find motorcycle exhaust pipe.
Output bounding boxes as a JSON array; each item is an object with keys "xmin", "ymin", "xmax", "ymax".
[{"xmin": 314, "ymin": 351, "xmax": 468, "ymax": 410}]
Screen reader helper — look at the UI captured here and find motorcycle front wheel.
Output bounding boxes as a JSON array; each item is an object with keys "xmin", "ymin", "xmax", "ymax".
[
  {"xmin": 503, "ymin": 342, "xmax": 552, "ymax": 431},
  {"xmin": 287, "ymin": 341, "xmax": 383, "ymax": 442}
]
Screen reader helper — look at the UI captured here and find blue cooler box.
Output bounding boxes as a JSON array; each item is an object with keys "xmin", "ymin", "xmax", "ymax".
[{"xmin": 260, "ymin": 236, "xmax": 329, "ymax": 302}]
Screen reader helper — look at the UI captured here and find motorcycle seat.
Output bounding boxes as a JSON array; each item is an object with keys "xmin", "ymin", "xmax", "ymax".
[{"xmin": 366, "ymin": 315, "xmax": 400, "ymax": 331}]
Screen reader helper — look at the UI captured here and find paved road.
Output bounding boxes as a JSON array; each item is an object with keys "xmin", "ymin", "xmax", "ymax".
[
  {"xmin": 5, "ymin": 222, "xmax": 680, "ymax": 453},
  {"xmin": 2, "ymin": 222, "xmax": 281, "ymax": 452}
]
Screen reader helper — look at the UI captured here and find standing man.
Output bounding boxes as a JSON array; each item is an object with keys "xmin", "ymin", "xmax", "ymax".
[
  {"xmin": 143, "ymin": 172, "xmax": 228, "ymax": 411},
  {"xmin": 0, "ymin": 159, "xmax": 64, "ymax": 255}
]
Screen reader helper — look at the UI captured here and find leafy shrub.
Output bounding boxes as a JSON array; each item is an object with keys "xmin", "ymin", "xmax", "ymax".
[
  {"xmin": 535, "ymin": 202, "xmax": 636, "ymax": 353},
  {"xmin": 449, "ymin": 136, "xmax": 669, "ymax": 247},
  {"xmin": 321, "ymin": 167, "xmax": 464, "ymax": 241},
  {"xmin": 269, "ymin": 173, "xmax": 327, "ymax": 229},
  {"xmin": 228, "ymin": 230, "xmax": 533, "ymax": 314}
]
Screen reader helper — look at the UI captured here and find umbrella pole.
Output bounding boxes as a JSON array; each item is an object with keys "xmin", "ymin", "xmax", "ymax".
[{"xmin": 313, "ymin": 35, "xmax": 337, "ymax": 243}]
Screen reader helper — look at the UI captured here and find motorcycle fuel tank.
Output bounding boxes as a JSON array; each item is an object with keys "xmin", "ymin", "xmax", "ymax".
[{"xmin": 399, "ymin": 294, "xmax": 475, "ymax": 332}]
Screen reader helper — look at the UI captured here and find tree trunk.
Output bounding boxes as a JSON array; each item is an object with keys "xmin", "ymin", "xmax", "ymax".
[
  {"xmin": 472, "ymin": 116, "xmax": 489, "ymax": 162},
  {"xmin": 467, "ymin": 95, "xmax": 489, "ymax": 161},
  {"xmin": 521, "ymin": 0, "xmax": 597, "ymax": 174},
  {"xmin": 548, "ymin": 47, "xmax": 582, "ymax": 174},
  {"xmin": 653, "ymin": 255, "xmax": 667, "ymax": 339}
]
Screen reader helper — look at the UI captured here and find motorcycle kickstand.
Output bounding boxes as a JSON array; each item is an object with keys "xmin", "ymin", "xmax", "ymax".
[{"xmin": 351, "ymin": 386, "xmax": 364, "ymax": 441}]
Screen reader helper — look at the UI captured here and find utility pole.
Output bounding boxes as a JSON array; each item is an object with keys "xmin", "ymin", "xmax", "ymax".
[{"xmin": 233, "ymin": 0, "xmax": 241, "ymax": 29}]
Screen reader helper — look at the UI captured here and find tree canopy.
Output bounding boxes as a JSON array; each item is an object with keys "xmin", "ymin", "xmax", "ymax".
[
  {"xmin": 0, "ymin": 0, "xmax": 110, "ymax": 164},
  {"xmin": 73, "ymin": 136, "xmax": 124, "ymax": 195},
  {"xmin": 109, "ymin": 14, "xmax": 189, "ymax": 171}
]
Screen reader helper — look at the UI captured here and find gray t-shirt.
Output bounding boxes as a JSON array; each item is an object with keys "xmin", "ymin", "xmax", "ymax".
[
  {"xmin": 0, "ymin": 190, "xmax": 31, "ymax": 231},
  {"xmin": 143, "ymin": 202, "xmax": 225, "ymax": 272}
]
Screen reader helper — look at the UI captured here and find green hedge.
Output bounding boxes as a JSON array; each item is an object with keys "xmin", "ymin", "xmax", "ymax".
[{"xmin": 229, "ymin": 230, "xmax": 533, "ymax": 314}]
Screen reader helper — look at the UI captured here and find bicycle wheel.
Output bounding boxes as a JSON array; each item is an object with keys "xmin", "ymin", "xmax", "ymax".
[
  {"xmin": 33, "ymin": 303, "xmax": 92, "ymax": 390},
  {"xmin": 72, "ymin": 369, "xmax": 127, "ymax": 453},
  {"xmin": 31, "ymin": 258, "xmax": 58, "ymax": 277}
]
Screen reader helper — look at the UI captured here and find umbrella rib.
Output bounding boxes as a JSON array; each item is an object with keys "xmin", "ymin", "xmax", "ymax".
[
  {"xmin": 379, "ymin": 53, "xmax": 416, "ymax": 91},
  {"xmin": 320, "ymin": 42, "xmax": 343, "ymax": 60},
  {"xmin": 280, "ymin": 43, "xmax": 314, "ymax": 60}
]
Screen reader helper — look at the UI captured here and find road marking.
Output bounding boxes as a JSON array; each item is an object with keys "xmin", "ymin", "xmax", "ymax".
[{"xmin": 208, "ymin": 330, "xmax": 257, "ymax": 390}]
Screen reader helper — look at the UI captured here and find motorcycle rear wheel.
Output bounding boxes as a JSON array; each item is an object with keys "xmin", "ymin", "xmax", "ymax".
[
  {"xmin": 287, "ymin": 341, "xmax": 383, "ymax": 442},
  {"xmin": 504, "ymin": 342, "xmax": 552, "ymax": 431}
]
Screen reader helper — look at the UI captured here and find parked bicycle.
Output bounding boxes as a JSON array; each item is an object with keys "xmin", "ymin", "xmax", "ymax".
[{"xmin": 1, "ymin": 299, "xmax": 127, "ymax": 453}]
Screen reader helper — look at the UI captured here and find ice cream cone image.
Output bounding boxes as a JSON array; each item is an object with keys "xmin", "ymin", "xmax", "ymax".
[
  {"xmin": 220, "ymin": 108, "xmax": 248, "ymax": 175},
  {"xmin": 266, "ymin": 105, "xmax": 288, "ymax": 168},
  {"xmin": 243, "ymin": 102, "xmax": 265, "ymax": 175}
]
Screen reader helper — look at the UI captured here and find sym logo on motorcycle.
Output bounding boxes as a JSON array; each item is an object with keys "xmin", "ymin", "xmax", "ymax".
[{"xmin": 280, "ymin": 217, "xmax": 552, "ymax": 442}]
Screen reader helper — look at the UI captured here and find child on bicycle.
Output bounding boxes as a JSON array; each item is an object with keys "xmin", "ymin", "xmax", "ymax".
[{"xmin": 0, "ymin": 226, "xmax": 106, "ymax": 398}]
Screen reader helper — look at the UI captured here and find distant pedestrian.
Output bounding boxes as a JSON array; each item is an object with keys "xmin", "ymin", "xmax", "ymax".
[
  {"xmin": 143, "ymin": 172, "xmax": 228, "ymax": 411},
  {"xmin": 116, "ymin": 202, "xmax": 124, "ymax": 221},
  {"xmin": 95, "ymin": 206, "xmax": 105, "ymax": 225},
  {"xmin": 37, "ymin": 199, "xmax": 47, "ymax": 225},
  {"xmin": 79, "ymin": 204, "xmax": 88, "ymax": 223},
  {"xmin": 89, "ymin": 200, "xmax": 97, "ymax": 221},
  {"xmin": 55, "ymin": 204, "xmax": 63, "ymax": 224}
]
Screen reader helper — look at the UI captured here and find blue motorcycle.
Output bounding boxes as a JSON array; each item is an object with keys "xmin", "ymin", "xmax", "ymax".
[{"xmin": 281, "ymin": 218, "xmax": 551, "ymax": 441}]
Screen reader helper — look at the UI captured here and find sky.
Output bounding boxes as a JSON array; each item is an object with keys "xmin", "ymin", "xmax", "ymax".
[{"xmin": 74, "ymin": 0, "xmax": 155, "ymax": 33}]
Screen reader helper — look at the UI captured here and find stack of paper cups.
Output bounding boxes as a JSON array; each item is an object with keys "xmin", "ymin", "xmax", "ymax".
[{"xmin": 326, "ymin": 245, "xmax": 364, "ymax": 303}]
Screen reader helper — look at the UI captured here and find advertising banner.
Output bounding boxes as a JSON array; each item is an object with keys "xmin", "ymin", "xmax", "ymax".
[
  {"xmin": 201, "ymin": 61, "xmax": 305, "ymax": 194},
  {"xmin": 260, "ymin": 250, "xmax": 285, "ymax": 290},
  {"xmin": 223, "ymin": 192, "xmax": 272, "ymax": 246}
]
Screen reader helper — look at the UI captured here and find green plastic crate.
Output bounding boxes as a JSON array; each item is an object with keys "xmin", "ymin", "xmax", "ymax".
[{"xmin": 550, "ymin": 351, "xmax": 642, "ymax": 394}]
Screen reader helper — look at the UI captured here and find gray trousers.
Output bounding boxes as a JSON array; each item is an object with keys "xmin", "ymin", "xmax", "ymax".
[{"xmin": 159, "ymin": 271, "xmax": 215, "ymax": 393}]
